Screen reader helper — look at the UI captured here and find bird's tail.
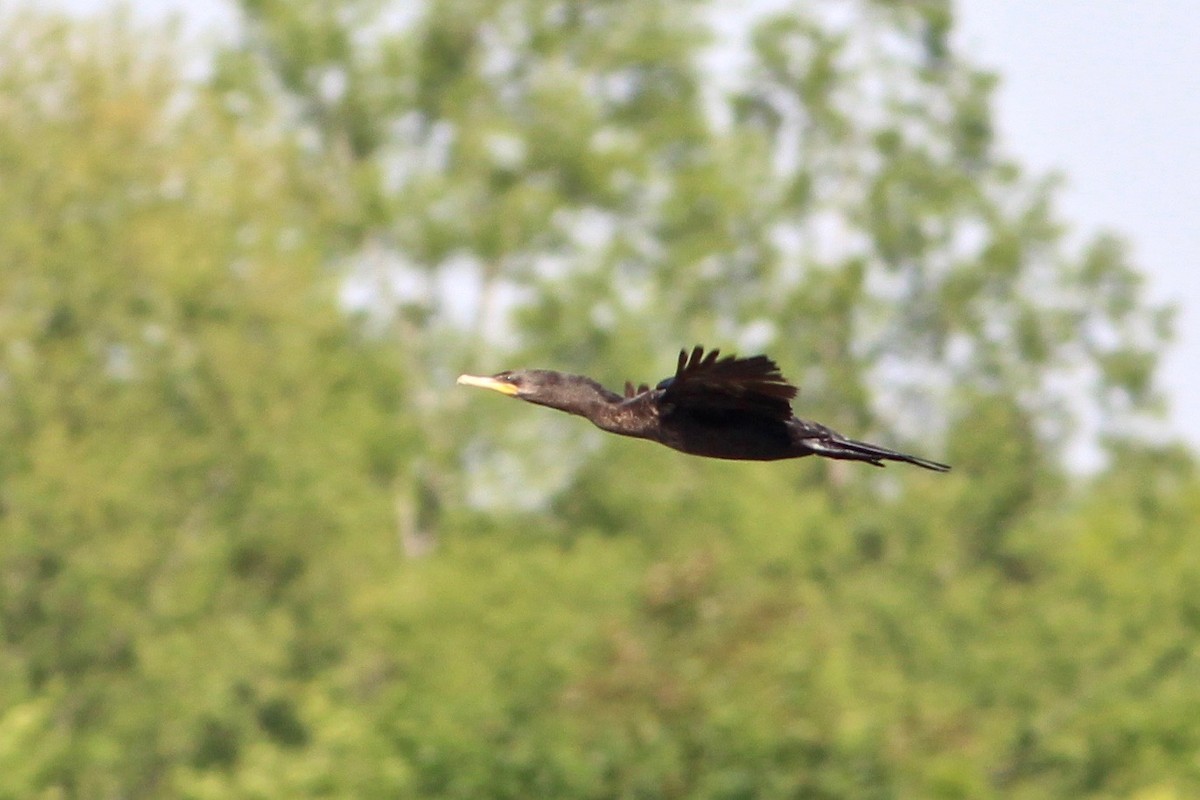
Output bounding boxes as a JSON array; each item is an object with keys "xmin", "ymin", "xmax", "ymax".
[{"xmin": 799, "ymin": 425, "xmax": 951, "ymax": 472}]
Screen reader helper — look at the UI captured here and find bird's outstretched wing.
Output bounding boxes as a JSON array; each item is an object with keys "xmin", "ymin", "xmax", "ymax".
[{"xmin": 656, "ymin": 345, "xmax": 797, "ymax": 421}]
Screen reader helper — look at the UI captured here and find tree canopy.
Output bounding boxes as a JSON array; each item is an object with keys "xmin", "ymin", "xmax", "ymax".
[{"xmin": 0, "ymin": 2, "xmax": 1196, "ymax": 798}]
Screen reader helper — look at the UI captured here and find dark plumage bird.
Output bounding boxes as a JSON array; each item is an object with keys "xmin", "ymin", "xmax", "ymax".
[{"xmin": 457, "ymin": 346, "xmax": 950, "ymax": 471}]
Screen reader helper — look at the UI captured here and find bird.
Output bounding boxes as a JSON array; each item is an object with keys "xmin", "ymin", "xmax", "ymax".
[{"xmin": 457, "ymin": 346, "xmax": 950, "ymax": 471}]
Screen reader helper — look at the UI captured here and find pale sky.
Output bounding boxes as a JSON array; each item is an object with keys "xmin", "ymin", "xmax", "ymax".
[{"xmin": 46, "ymin": 0, "xmax": 1200, "ymax": 450}]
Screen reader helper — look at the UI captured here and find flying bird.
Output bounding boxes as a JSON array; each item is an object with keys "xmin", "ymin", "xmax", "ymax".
[{"xmin": 457, "ymin": 346, "xmax": 950, "ymax": 471}]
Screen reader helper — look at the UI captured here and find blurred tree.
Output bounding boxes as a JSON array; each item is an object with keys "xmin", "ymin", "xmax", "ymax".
[
  {"xmin": 207, "ymin": 0, "xmax": 1193, "ymax": 796},
  {"xmin": 0, "ymin": 11, "xmax": 409, "ymax": 795},
  {"xmin": 1, "ymin": 1, "xmax": 1195, "ymax": 799},
  {"xmin": 217, "ymin": 0, "xmax": 1170, "ymax": 511}
]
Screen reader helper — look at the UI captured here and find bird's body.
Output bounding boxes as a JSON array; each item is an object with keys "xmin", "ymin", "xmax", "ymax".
[{"xmin": 457, "ymin": 346, "xmax": 950, "ymax": 472}]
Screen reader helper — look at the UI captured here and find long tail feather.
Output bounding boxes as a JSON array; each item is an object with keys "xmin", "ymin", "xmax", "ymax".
[{"xmin": 797, "ymin": 424, "xmax": 951, "ymax": 472}]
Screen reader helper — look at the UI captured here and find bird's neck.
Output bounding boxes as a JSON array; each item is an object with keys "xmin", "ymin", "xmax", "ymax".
[
  {"xmin": 527, "ymin": 375, "xmax": 657, "ymax": 440},
  {"xmin": 586, "ymin": 395, "xmax": 659, "ymax": 440},
  {"xmin": 528, "ymin": 375, "xmax": 622, "ymax": 420}
]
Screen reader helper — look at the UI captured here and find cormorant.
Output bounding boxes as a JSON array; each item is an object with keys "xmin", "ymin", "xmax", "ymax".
[{"xmin": 457, "ymin": 346, "xmax": 950, "ymax": 471}]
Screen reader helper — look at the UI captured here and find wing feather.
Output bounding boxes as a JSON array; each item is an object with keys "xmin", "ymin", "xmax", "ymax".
[
  {"xmin": 658, "ymin": 345, "xmax": 797, "ymax": 421},
  {"xmin": 623, "ymin": 381, "xmax": 652, "ymax": 398}
]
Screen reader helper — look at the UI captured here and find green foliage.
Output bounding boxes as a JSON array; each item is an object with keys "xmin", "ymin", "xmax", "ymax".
[
  {"xmin": 0, "ymin": 12, "xmax": 405, "ymax": 796},
  {"xmin": 0, "ymin": 3, "xmax": 1195, "ymax": 799}
]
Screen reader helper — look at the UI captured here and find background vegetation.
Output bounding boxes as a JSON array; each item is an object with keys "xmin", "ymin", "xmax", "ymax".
[{"xmin": 1, "ymin": 1, "xmax": 1196, "ymax": 797}]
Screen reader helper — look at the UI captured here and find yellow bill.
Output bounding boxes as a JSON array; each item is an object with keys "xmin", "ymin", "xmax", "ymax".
[{"xmin": 456, "ymin": 374, "xmax": 519, "ymax": 396}]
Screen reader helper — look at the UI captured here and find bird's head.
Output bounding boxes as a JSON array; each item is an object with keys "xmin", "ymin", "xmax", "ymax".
[
  {"xmin": 456, "ymin": 369, "xmax": 613, "ymax": 415},
  {"xmin": 456, "ymin": 369, "xmax": 554, "ymax": 399}
]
